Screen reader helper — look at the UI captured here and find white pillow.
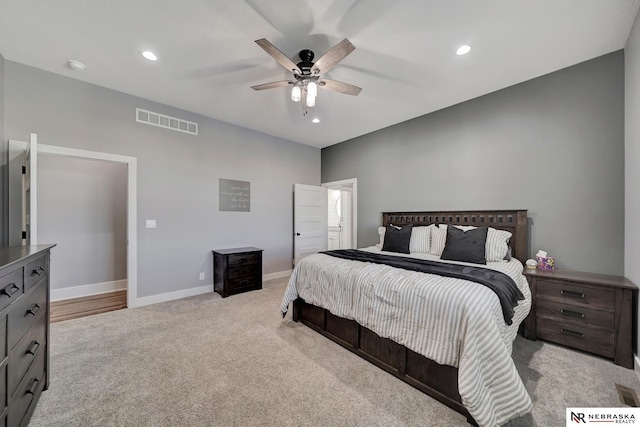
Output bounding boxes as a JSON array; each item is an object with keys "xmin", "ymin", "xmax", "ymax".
[
  {"xmin": 409, "ymin": 225, "xmax": 432, "ymax": 254},
  {"xmin": 375, "ymin": 226, "xmax": 386, "ymax": 248},
  {"xmin": 429, "ymin": 224, "xmax": 448, "ymax": 256},
  {"xmin": 441, "ymin": 225, "xmax": 512, "ymax": 262}
]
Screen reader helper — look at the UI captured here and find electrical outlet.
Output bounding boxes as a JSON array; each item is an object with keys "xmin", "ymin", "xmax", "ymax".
[
  {"xmin": 145, "ymin": 219, "xmax": 156, "ymax": 229},
  {"xmin": 199, "ymin": 272, "xmax": 205, "ymax": 280}
]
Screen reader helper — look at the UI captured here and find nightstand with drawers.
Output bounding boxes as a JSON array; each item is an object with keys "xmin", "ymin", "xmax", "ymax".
[
  {"xmin": 523, "ymin": 268, "xmax": 637, "ymax": 369},
  {"xmin": 212, "ymin": 247, "xmax": 263, "ymax": 298}
]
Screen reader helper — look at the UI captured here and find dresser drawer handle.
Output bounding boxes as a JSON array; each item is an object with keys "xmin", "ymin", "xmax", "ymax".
[
  {"xmin": 26, "ymin": 378, "xmax": 39, "ymax": 395},
  {"xmin": 27, "ymin": 303, "xmax": 41, "ymax": 316},
  {"xmin": 239, "ymin": 268, "xmax": 250, "ymax": 274},
  {"xmin": 561, "ymin": 328, "xmax": 585, "ymax": 338},
  {"xmin": 239, "ymin": 280, "xmax": 250, "ymax": 286},
  {"xmin": 560, "ymin": 309, "xmax": 585, "ymax": 318},
  {"xmin": 32, "ymin": 266, "xmax": 45, "ymax": 276},
  {"xmin": 560, "ymin": 290, "xmax": 585, "ymax": 299},
  {"xmin": 1, "ymin": 282, "xmax": 20, "ymax": 297},
  {"xmin": 27, "ymin": 340, "xmax": 40, "ymax": 356}
]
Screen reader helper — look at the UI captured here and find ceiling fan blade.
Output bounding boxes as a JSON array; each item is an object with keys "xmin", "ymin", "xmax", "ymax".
[
  {"xmin": 311, "ymin": 38, "xmax": 355, "ymax": 75},
  {"xmin": 251, "ymin": 80, "xmax": 292, "ymax": 91},
  {"xmin": 255, "ymin": 38, "xmax": 302, "ymax": 74},
  {"xmin": 318, "ymin": 79, "xmax": 362, "ymax": 96}
]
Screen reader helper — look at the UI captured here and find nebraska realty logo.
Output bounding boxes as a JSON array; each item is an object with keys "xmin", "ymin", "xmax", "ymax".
[{"xmin": 566, "ymin": 408, "xmax": 639, "ymax": 425}]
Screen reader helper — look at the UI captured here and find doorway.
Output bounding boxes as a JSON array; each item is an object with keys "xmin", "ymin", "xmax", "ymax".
[
  {"xmin": 322, "ymin": 178, "xmax": 357, "ymax": 249},
  {"xmin": 7, "ymin": 139, "xmax": 139, "ymax": 309}
]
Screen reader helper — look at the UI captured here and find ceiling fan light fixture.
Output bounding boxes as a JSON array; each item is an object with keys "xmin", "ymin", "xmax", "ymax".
[
  {"xmin": 291, "ymin": 84, "xmax": 301, "ymax": 102},
  {"xmin": 305, "ymin": 93, "xmax": 316, "ymax": 108},
  {"xmin": 307, "ymin": 81, "xmax": 318, "ymax": 98}
]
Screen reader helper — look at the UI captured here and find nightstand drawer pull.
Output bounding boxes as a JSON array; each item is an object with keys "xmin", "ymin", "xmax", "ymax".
[
  {"xmin": 26, "ymin": 378, "xmax": 39, "ymax": 395},
  {"xmin": 560, "ymin": 289, "xmax": 585, "ymax": 299},
  {"xmin": 239, "ymin": 280, "xmax": 250, "ymax": 286},
  {"xmin": 27, "ymin": 303, "xmax": 40, "ymax": 316},
  {"xmin": 27, "ymin": 340, "xmax": 40, "ymax": 355},
  {"xmin": 561, "ymin": 328, "xmax": 585, "ymax": 338},
  {"xmin": 1, "ymin": 282, "xmax": 20, "ymax": 297},
  {"xmin": 560, "ymin": 309, "xmax": 585, "ymax": 318}
]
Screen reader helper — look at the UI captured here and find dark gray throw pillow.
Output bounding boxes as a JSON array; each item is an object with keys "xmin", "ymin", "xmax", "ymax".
[
  {"xmin": 381, "ymin": 224, "xmax": 413, "ymax": 254},
  {"xmin": 441, "ymin": 226, "xmax": 488, "ymax": 264}
]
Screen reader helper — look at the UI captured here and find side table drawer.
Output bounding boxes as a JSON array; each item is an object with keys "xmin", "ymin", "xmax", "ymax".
[
  {"xmin": 537, "ymin": 299, "xmax": 614, "ymax": 329},
  {"xmin": 536, "ymin": 316, "xmax": 614, "ymax": 358},
  {"xmin": 228, "ymin": 277, "xmax": 259, "ymax": 292},
  {"xmin": 228, "ymin": 253, "xmax": 259, "ymax": 266},
  {"xmin": 228, "ymin": 265, "xmax": 259, "ymax": 280},
  {"xmin": 537, "ymin": 279, "xmax": 614, "ymax": 310}
]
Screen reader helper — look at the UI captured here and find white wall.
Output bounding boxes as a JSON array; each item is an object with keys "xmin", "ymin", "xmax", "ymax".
[
  {"xmin": 625, "ymin": 9, "xmax": 640, "ymax": 361},
  {"xmin": 38, "ymin": 155, "xmax": 127, "ymax": 290}
]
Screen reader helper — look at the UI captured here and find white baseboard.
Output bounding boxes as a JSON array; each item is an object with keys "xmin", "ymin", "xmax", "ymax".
[
  {"xmin": 51, "ymin": 279, "xmax": 127, "ymax": 302},
  {"xmin": 263, "ymin": 270, "xmax": 292, "ymax": 281},
  {"xmin": 131, "ymin": 284, "xmax": 214, "ymax": 308}
]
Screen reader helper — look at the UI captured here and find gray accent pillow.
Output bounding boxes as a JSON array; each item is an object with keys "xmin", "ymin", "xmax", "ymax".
[
  {"xmin": 441, "ymin": 226, "xmax": 488, "ymax": 264},
  {"xmin": 381, "ymin": 224, "xmax": 413, "ymax": 254}
]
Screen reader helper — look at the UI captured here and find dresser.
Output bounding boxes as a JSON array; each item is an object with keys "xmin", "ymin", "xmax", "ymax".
[
  {"xmin": 0, "ymin": 245, "xmax": 55, "ymax": 427},
  {"xmin": 212, "ymin": 247, "xmax": 263, "ymax": 298},
  {"xmin": 523, "ymin": 268, "xmax": 636, "ymax": 369}
]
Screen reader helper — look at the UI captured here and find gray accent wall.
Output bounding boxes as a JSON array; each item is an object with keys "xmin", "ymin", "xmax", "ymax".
[
  {"xmin": 3, "ymin": 61, "xmax": 320, "ymax": 298},
  {"xmin": 625, "ymin": 10, "xmax": 640, "ymax": 362},
  {"xmin": 322, "ymin": 51, "xmax": 625, "ymax": 276},
  {"xmin": 38, "ymin": 155, "xmax": 127, "ymax": 290}
]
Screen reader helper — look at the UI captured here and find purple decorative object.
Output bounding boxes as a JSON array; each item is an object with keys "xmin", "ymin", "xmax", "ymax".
[{"xmin": 536, "ymin": 256, "xmax": 555, "ymax": 270}]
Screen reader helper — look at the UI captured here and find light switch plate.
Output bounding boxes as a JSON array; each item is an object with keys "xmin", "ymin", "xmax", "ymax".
[{"xmin": 146, "ymin": 219, "xmax": 157, "ymax": 228}]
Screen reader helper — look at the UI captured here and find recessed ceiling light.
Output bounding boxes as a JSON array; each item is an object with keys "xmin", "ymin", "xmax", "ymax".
[
  {"xmin": 141, "ymin": 50, "xmax": 158, "ymax": 61},
  {"xmin": 67, "ymin": 60, "xmax": 86, "ymax": 71},
  {"xmin": 312, "ymin": 118, "xmax": 320, "ymax": 124},
  {"xmin": 456, "ymin": 45, "xmax": 471, "ymax": 56}
]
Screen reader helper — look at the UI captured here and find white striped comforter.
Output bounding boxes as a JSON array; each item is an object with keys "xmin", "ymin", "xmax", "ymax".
[{"xmin": 280, "ymin": 247, "xmax": 532, "ymax": 427}]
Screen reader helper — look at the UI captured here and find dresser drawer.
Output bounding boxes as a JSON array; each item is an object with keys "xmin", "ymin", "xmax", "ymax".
[
  {"xmin": 228, "ymin": 253, "xmax": 258, "ymax": 267},
  {"xmin": 536, "ymin": 316, "xmax": 614, "ymax": 358},
  {"xmin": 7, "ymin": 282, "xmax": 47, "ymax": 351},
  {"xmin": 8, "ymin": 314, "xmax": 46, "ymax": 398},
  {"xmin": 0, "ymin": 270, "xmax": 23, "ymax": 313},
  {"xmin": 0, "ymin": 317, "xmax": 6, "ymax": 362},
  {"xmin": 8, "ymin": 349, "xmax": 45, "ymax": 427},
  {"xmin": 24, "ymin": 255, "xmax": 47, "ymax": 292},
  {"xmin": 228, "ymin": 265, "xmax": 259, "ymax": 280},
  {"xmin": 0, "ymin": 363, "xmax": 6, "ymax": 414},
  {"xmin": 536, "ymin": 279, "xmax": 614, "ymax": 311},
  {"xmin": 536, "ymin": 299, "xmax": 614, "ymax": 329}
]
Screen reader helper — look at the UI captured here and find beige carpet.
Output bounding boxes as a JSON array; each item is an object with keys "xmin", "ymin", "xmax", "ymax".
[{"xmin": 30, "ymin": 277, "xmax": 639, "ymax": 426}]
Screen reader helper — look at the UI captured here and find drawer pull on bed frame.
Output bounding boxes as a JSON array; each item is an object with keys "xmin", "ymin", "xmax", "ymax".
[
  {"xmin": 560, "ymin": 289, "xmax": 585, "ymax": 298},
  {"xmin": 561, "ymin": 328, "xmax": 585, "ymax": 338},
  {"xmin": 560, "ymin": 309, "xmax": 585, "ymax": 318}
]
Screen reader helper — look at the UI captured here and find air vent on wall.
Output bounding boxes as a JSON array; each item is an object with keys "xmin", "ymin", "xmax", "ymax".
[{"xmin": 136, "ymin": 108, "xmax": 198, "ymax": 135}]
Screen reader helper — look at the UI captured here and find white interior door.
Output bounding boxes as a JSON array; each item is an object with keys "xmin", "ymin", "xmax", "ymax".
[
  {"xmin": 293, "ymin": 184, "xmax": 327, "ymax": 265},
  {"xmin": 7, "ymin": 140, "xmax": 27, "ymax": 245},
  {"xmin": 26, "ymin": 133, "xmax": 38, "ymax": 244}
]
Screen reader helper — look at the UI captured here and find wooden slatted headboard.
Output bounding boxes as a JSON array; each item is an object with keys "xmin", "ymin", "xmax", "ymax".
[{"xmin": 382, "ymin": 209, "xmax": 528, "ymax": 263}]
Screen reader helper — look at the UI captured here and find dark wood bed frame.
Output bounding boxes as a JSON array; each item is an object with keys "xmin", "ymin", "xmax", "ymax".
[{"xmin": 292, "ymin": 209, "xmax": 528, "ymax": 425}]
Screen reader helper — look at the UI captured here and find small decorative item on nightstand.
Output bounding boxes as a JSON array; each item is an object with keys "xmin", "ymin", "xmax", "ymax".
[
  {"xmin": 523, "ymin": 268, "xmax": 637, "ymax": 369},
  {"xmin": 212, "ymin": 247, "xmax": 263, "ymax": 298}
]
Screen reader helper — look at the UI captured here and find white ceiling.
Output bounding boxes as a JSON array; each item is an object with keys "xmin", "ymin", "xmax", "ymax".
[{"xmin": 1, "ymin": 0, "xmax": 639, "ymax": 148}]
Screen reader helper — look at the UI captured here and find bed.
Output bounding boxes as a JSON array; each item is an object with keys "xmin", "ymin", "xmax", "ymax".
[{"xmin": 280, "ymin": 209, "xmax": 531, "ymax": 427}]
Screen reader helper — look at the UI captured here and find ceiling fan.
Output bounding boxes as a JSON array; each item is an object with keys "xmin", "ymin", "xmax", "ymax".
[{"xmin": 251, "ymin": 38, "xmax": 362, "ymax": 110}]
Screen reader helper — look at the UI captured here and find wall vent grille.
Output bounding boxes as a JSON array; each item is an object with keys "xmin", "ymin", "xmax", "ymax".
[{"xmin": 136, "ymin": 108, "xmax": 198, "ymax": 135}]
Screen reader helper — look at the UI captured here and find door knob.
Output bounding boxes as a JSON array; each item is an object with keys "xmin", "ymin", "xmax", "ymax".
[{"xmin": 295, "ymin": 233, "xmax": 301, "ymax": 236}]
